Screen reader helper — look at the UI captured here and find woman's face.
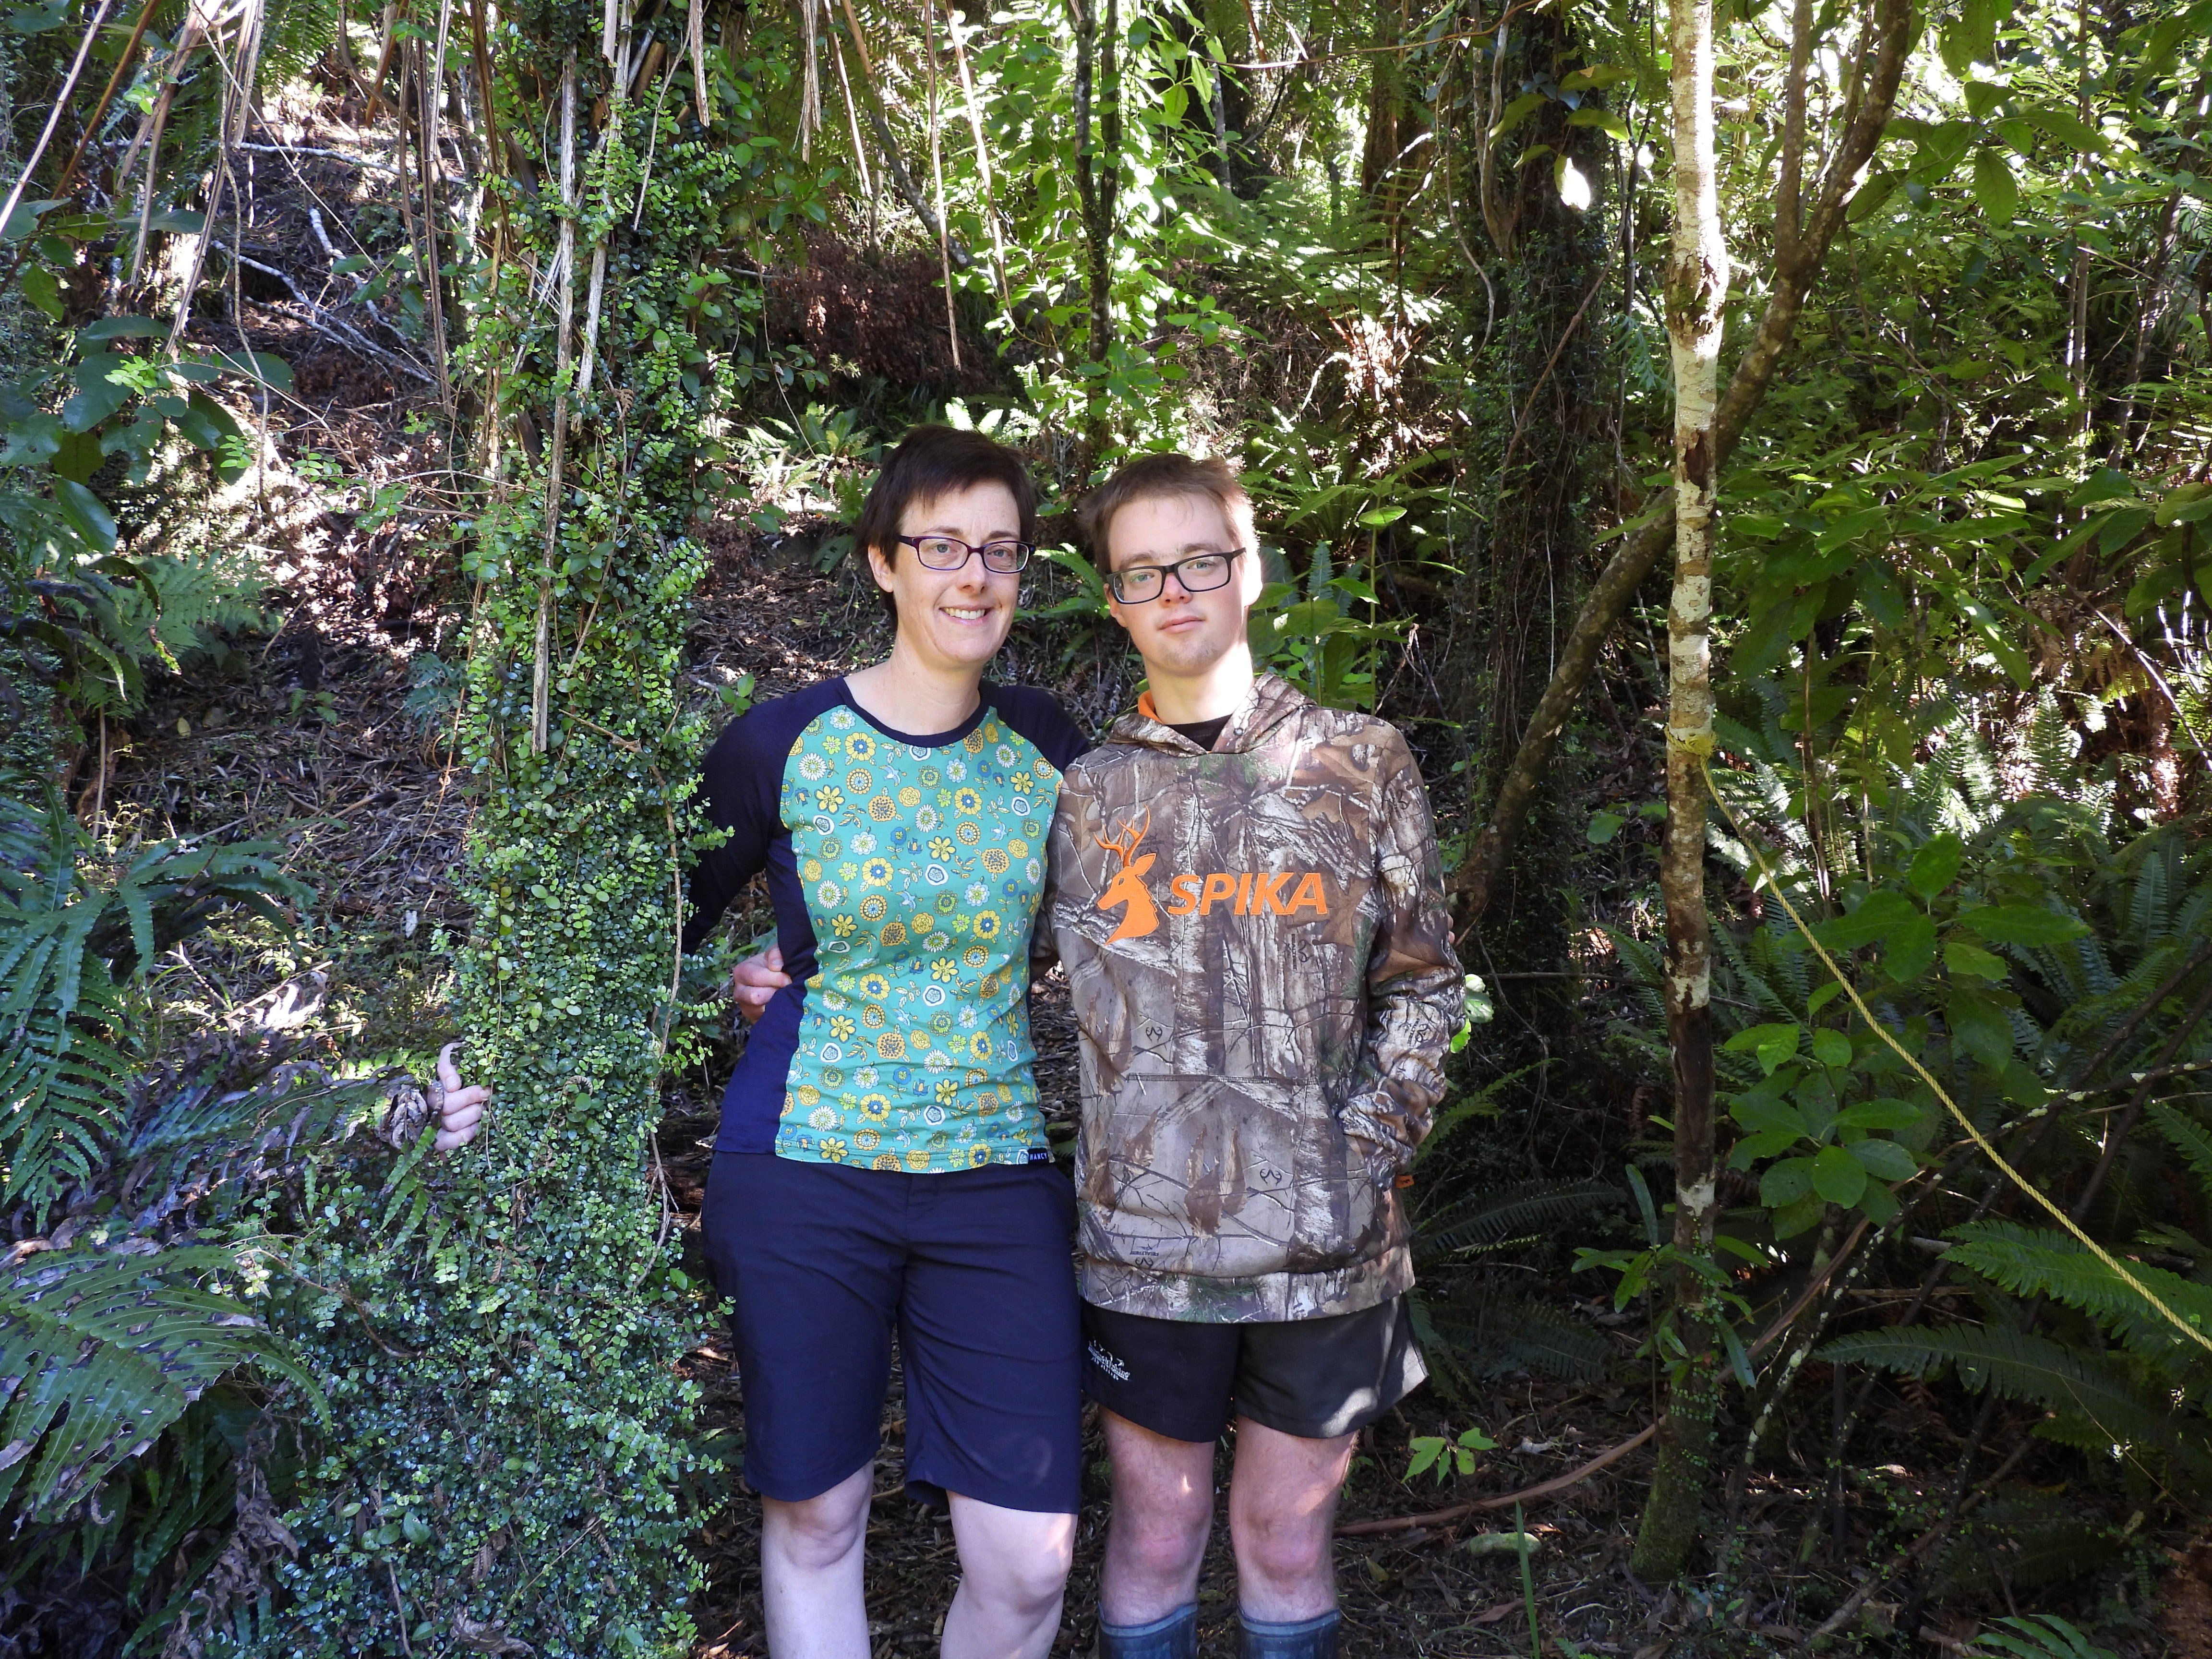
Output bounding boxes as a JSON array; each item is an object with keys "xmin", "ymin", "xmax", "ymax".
[{"xmin": 868, "ymin": 480, "xmax": 1023, "ymax": 677}]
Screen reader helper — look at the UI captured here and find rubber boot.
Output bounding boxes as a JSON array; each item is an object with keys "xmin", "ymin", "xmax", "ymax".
[
  {"xmin": 1095, "ymin": 1603, "xmax": 1199, "ymax": 1659},
  {"xmin": 1238, "ymin": 1609, "xmax": 1341, "ymax": 1659}
]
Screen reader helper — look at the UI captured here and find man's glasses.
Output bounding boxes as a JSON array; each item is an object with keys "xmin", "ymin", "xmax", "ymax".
[
  {"xmin": 898, "ymin": 534, "xmax": 1034, "ymax": 574},
  {"xmin": 1105, "ymin": 548, "xmax": 1245, "ymax": 604}
]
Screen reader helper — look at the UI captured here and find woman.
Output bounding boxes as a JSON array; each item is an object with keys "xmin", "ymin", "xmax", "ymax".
[{"xmin": 683, "ymin": 424, "xmax": 1087, "ymax": 1659}]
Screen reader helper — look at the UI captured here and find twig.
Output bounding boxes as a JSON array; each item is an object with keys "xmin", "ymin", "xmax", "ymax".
[
  {"xmin": 1336, "ymin": 1421, "xmax": 1658, "ymax": 1536},
  {"xmin": 52, "ymin": 0, "xmax": 165, "ymax": 199},
  {"xmin": 0, "ymin": 0, "xmax": 121, "ymax": 249}
]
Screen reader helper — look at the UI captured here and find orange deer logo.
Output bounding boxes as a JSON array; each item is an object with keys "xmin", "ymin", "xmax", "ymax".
[{"xmin": 1094, "ymin": 810, "xmax": 1160, "ymax": 942}]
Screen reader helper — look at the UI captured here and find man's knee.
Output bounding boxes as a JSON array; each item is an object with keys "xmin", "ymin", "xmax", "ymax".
[{"xmin": 1230, "ymin": 1505, "xmax": 1331, "ymax": 1588}]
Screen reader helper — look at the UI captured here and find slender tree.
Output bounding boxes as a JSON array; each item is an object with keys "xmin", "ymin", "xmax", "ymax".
[{"xmin": 1630, "ymin": 0, "xmax": 1729, "ymax": 1580}]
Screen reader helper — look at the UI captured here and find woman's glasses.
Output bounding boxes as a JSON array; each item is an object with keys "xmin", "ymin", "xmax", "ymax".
[
  {"xmin": 1105, "ymin": 548, "xmax": 1245, "ymax": 604},
  {"xmin": 898, "ymin": 534, "xmax": 1034, "ymax": 573}
]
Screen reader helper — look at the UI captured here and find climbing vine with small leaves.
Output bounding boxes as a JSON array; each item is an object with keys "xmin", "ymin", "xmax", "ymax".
[{"xmin": 250, "ymin": 6, "xmax": 833, "ymax": 1654}]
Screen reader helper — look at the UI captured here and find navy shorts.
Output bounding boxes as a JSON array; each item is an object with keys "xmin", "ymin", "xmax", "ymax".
[{"xmin": 700, "ymin": 1151, "xmax": 1082, "ymax": 1514}]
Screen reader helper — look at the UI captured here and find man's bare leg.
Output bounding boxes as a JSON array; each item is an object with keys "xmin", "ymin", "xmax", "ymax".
[
  {"xmin": 1099, "ymin": 1409, "xmax": 1216, "ymax": 1626},
  {"xmin": 760, "ymin": 1463, "xmax": 874, "ymax": 1659},
  {"xmin": 1226, "ymin": 1417, "xmax": 1356, "ymax": 1623}
]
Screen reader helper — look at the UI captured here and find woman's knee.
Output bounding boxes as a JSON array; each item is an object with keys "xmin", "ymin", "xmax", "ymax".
[
  {"xmin": 960, "ymin": 1510, "xmax": 1075, "ymax": 1613},
  {"xmin": 763, "ymin": 1484, "xmax": 869, "ymax": 1571}
]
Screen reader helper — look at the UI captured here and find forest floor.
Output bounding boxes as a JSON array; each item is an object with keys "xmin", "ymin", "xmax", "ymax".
[{"xmin": 81, "ymin": 77, "xmax": 2208, "ymax": 1659}]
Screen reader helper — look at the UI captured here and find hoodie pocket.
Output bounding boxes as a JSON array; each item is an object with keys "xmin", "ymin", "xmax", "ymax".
[{"xmin": 1080, "ymin": 1072, "xmax": 1390, "ymax": 1281}]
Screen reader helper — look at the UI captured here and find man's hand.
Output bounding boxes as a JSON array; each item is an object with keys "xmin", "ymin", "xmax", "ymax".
[
  {"xmin": 433, "ymin": 1042, "xmax": 491, "ymax": 1151},
  {"xmin": 731, "ymin": 944, "xmax": 790, "ymax": 1027}
]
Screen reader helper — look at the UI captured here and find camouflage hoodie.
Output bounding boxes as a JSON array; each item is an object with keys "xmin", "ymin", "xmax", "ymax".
[{"xmin": 1046, "ymin": 673, "xmax": 1464, "ymax": 1322}]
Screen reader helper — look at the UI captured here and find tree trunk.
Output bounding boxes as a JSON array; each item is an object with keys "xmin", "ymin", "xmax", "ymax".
[
  {"xmin": 1451, "ymin": 0, "xmax": 1912, "ymax": 930},
  {"xmin": 1072, "ymin": 0, "xmax": 1120, "ymax": 465},
  {"xmin": 1630, "ymin": 0, "xmax": 1728, "ymax": 1582}
]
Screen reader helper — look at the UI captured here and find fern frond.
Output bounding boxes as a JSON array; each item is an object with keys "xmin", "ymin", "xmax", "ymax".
[
  {"xmin": 1421, "ymin": 1290, "xmax": 1614, "ymax": 1381},
  {"xmin": 1415, "ymin": 1178, "xmax": 1618, "ymax": 1261},
  {"xmin": 2150, "ymin": 1104, "xmax": 2212, "ymax": 1211},
  {"xmin": 1944, "ymin": 1221, "xmax": 2212, "ymax": 1374},
  {"xmin": 0, "ymin": 1244, "xmax": 307, "ymax": 1520},
  {"xmin": 1816, "ymin": 1323, "xmax": 2209, "ymax": 1476}
]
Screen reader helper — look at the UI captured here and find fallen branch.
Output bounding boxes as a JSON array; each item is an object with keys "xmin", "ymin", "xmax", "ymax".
[{"xmin": 1335, "ymin": 1421, "xmax": 1658, "ymax": 1536}]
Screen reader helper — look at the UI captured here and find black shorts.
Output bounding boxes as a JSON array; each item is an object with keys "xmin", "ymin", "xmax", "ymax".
[
  {"xmin": 701, "ymin": 1151, "xmax": 1083, "ymax": 1514},
  {"xmin": 1081, "ymin": 1296, "xmax": 1427, "ymax": 1443}
]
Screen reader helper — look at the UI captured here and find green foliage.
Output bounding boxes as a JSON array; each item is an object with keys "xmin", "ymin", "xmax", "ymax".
[
  {"xmin": 1404, "ymin": 1422, "xmax": 1496, "ymax": 1484},
  {"xmin": 1, "ymin": 773, "xmax": 307, "ymax": 1225},
  {"xmin": 1963, "ymin": 1613, "xmax": 2121, "ymax": 1659}
]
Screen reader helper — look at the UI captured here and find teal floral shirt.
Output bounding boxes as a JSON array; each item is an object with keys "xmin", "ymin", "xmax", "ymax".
[{"xmin": 686, "ymin": 681, "xmax": 1087, "ymax": 1171}]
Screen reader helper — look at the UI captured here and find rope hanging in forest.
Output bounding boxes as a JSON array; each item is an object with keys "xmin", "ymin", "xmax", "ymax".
[{"xmin": 1698, "ymin": 755, "xmax": 2212, "ymax": 1357}]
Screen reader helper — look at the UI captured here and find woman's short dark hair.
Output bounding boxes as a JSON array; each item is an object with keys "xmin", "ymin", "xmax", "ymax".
[{"xmin": 852, "ymin": 424, "xmax": 1041, "ymax": 628}]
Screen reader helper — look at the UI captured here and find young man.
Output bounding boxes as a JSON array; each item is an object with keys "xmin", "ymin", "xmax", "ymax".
[{"xmin": 1052, "ymin": 454, "xmax": 1463, "ymax": 1659}]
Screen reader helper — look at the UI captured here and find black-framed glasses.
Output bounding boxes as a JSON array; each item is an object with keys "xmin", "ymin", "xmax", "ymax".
[
  {"xmin": 1105, "ymin": 548, "xmax": 1246, "ymax": 604},
  {"xmin": 897, "ymin": 534, "xmax": 1034, "ymax": 574}
]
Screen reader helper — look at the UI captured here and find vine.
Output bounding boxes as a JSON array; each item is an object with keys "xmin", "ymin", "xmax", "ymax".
[{"xmin": 248, "ymin": 7, "xmax": 834, "ymax": 1653}]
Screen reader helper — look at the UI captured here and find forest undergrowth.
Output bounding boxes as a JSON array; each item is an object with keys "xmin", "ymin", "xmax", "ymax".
[{"xmin": 7, "ymin": 0, "xmax": 2212, "ymax": 1654}]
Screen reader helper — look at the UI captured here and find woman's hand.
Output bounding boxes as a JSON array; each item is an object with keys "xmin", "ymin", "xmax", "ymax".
[
  {"xmin": 433, "ymin": 1042, "xmax": 492, "ymax": 1150},
  {"xmin": 731, "ymin": 944, "xmax": 790, "ymax": 1027}
]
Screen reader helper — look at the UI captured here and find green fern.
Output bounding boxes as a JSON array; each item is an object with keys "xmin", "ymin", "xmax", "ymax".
[
  {"xmin": 0, "ymin": 1244, "xmax": 316, "ymax": 1521},
  {"xmin": 1815, "ymin": 1323, "xmax": 2212, "ymax": 1483},
  {"xmin": 2150, "ymin": 1102, "xmax": 2212, "ymax": 1205},
  {"xmin": 1943, "ymin": 1221, "xmax": 2212, "ymax": 1374},
  {"xmin": 1414, "ymin": 1178, "xmax": 1619, "ymax": 1261},
  {"xmin": 1964, "ymin": 1614, "xmax": 2119, "ymax": 1659},
  {"xmin": 1418, "ymin": 1288, "xmax": 1614, "ymax": 1384}
]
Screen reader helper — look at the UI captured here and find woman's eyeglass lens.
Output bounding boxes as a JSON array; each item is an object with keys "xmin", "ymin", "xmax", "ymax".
[
  {"xmin": 1106, "ymin": 548, "xmax": 1244, "ymax": 604},
  {"xmin": 901, "ymin": 535, "xmax": 1034, "ymax": 573}
]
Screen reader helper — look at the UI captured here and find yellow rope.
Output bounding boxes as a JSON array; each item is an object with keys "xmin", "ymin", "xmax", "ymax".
[{"xmin": 1698, "ymin": 756, "xmax": 2212, "ymax": 1356}]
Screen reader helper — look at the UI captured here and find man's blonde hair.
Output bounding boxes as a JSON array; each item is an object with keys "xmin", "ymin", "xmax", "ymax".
[{"xmin": 1077, "ymin": 453, "xmax": 1256, "ymax": 568}]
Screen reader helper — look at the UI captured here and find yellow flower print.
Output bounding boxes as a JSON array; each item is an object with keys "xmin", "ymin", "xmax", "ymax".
[
  {"xmin": 1010, "ymin": 837, "xmax": 1030, "ymax": 859},
  {"xmin": 859, "ymin": 973, "xmax": 891, "ymax": 1002},
  {"xmin": 928, "ymin": 836, "xmax": 956, "ymax": 859},
  {"xmin": 880, "ymin": 921, "xmax": 908, "ymax": 947},
  {"xmin": 869, "ymin": 795, "xmax": 898, "ymax": 821},
  {"xmin": 972, "ymin": 1032, "xmax": 994, "ymax": 1060},
  {"xmin": 854, "ymin": 1128, "xmax": 881, "ymax": 1151},
  {"xmin": 968, "ymin": 1145, "xmax": 993, "ymax": 1167},
  {"xmin": 973, "ymin": 910, "xmax": 1002, "ymax": 940},
  {"xmin": 962, "ymin": 945, "xmax": 988, "ymax": 968},
  {"xmin": 873, "ymin": 1154, "xmax": 902, "ymax": 1170},
  {"xmin": 954, "ymin": 787, "xmax": 983, "ymax": 815},
  {"xmin": 877, "ymin": 1032, "xmax": 907, "ymax": 1058},
  {"xmin": 859, "ymin": 1094, "xmax": 890, "ymax": 1122},
  {"xmin": 899, "ymin": 786, "xmax": 922, "ymax": 808},
  {"xmin": 781, "ymin": 1091, "xmax": 797, "ymax": 1117},
  {"xmin": 846, "ymin": 768, "xmax": 873, "ymax": 794},
  {"xmin": 794, "ymin": 1084, "xmax": 821, "ymax": 1106},
  {"xmin": 845, "ymin": 732, "xmax": 875, "ymax": 760},
  {"xmin": 830, "ymin": 915, "xmax": 856, "ymax": 937},
  {"xmin": 931, "ymin": 957, "xmax": 957, "ymax": 982},
  {"xmin": 829, "ymin": 1015, "xmax": 856, "ymax": 1040},
  {"xmin": 957, "ymin": 820, "xmax": 981, "ymax": 845},
  {"xmin": 860, "ymin": 894, "xmax": 888, "ymax": 921},
  {"xmin": 908, "ymin": 1029, "xmax": 932, "ymax": 1051},
  {"xmin": 816, "ymin": 786, "xmax": 844, "ymax": 812},
  {"xmin": 819, "ymin": 1138, "xmax": 849, "ymax": 1163},
  {"xmin": 964, "ymin": 729, "xmax": 986, "ymax": 754},
  {"xmin": 860, "ymin": 856, "xmax": 893, "ymax": 887},
  {"xmin": 982, "ymin": 849, "xmax": 1009, "ymax": 874},
  {"xmin": 937, "ymin": 1079, "xmax": 959, "ymax": 1103},
  {"xmin": 803, "ymin": 858, "xmax": 824, "ymax": 881},
  {"xmin": 905, "ymin": 1149, "xmax": 933, "ymax": 1170},
  {"xmin": 862, "ymin": 1004, "xmax": 887, "ymax": 1028}
]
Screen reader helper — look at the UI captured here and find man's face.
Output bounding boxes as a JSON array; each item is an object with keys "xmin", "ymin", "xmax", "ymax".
[{"xmin": 1103, "ymin": 493, "xmax": 1262, "ymax": 682}]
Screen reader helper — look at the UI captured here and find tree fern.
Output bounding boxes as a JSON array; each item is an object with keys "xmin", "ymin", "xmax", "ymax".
[
  {"xmin": 1418, "ymin": 1288, "xmax": 1614, "ymax": 1385},
  {"xmin": 2150, "ymin": 1102, "xmax": 2212, "ymax": 1206}
]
